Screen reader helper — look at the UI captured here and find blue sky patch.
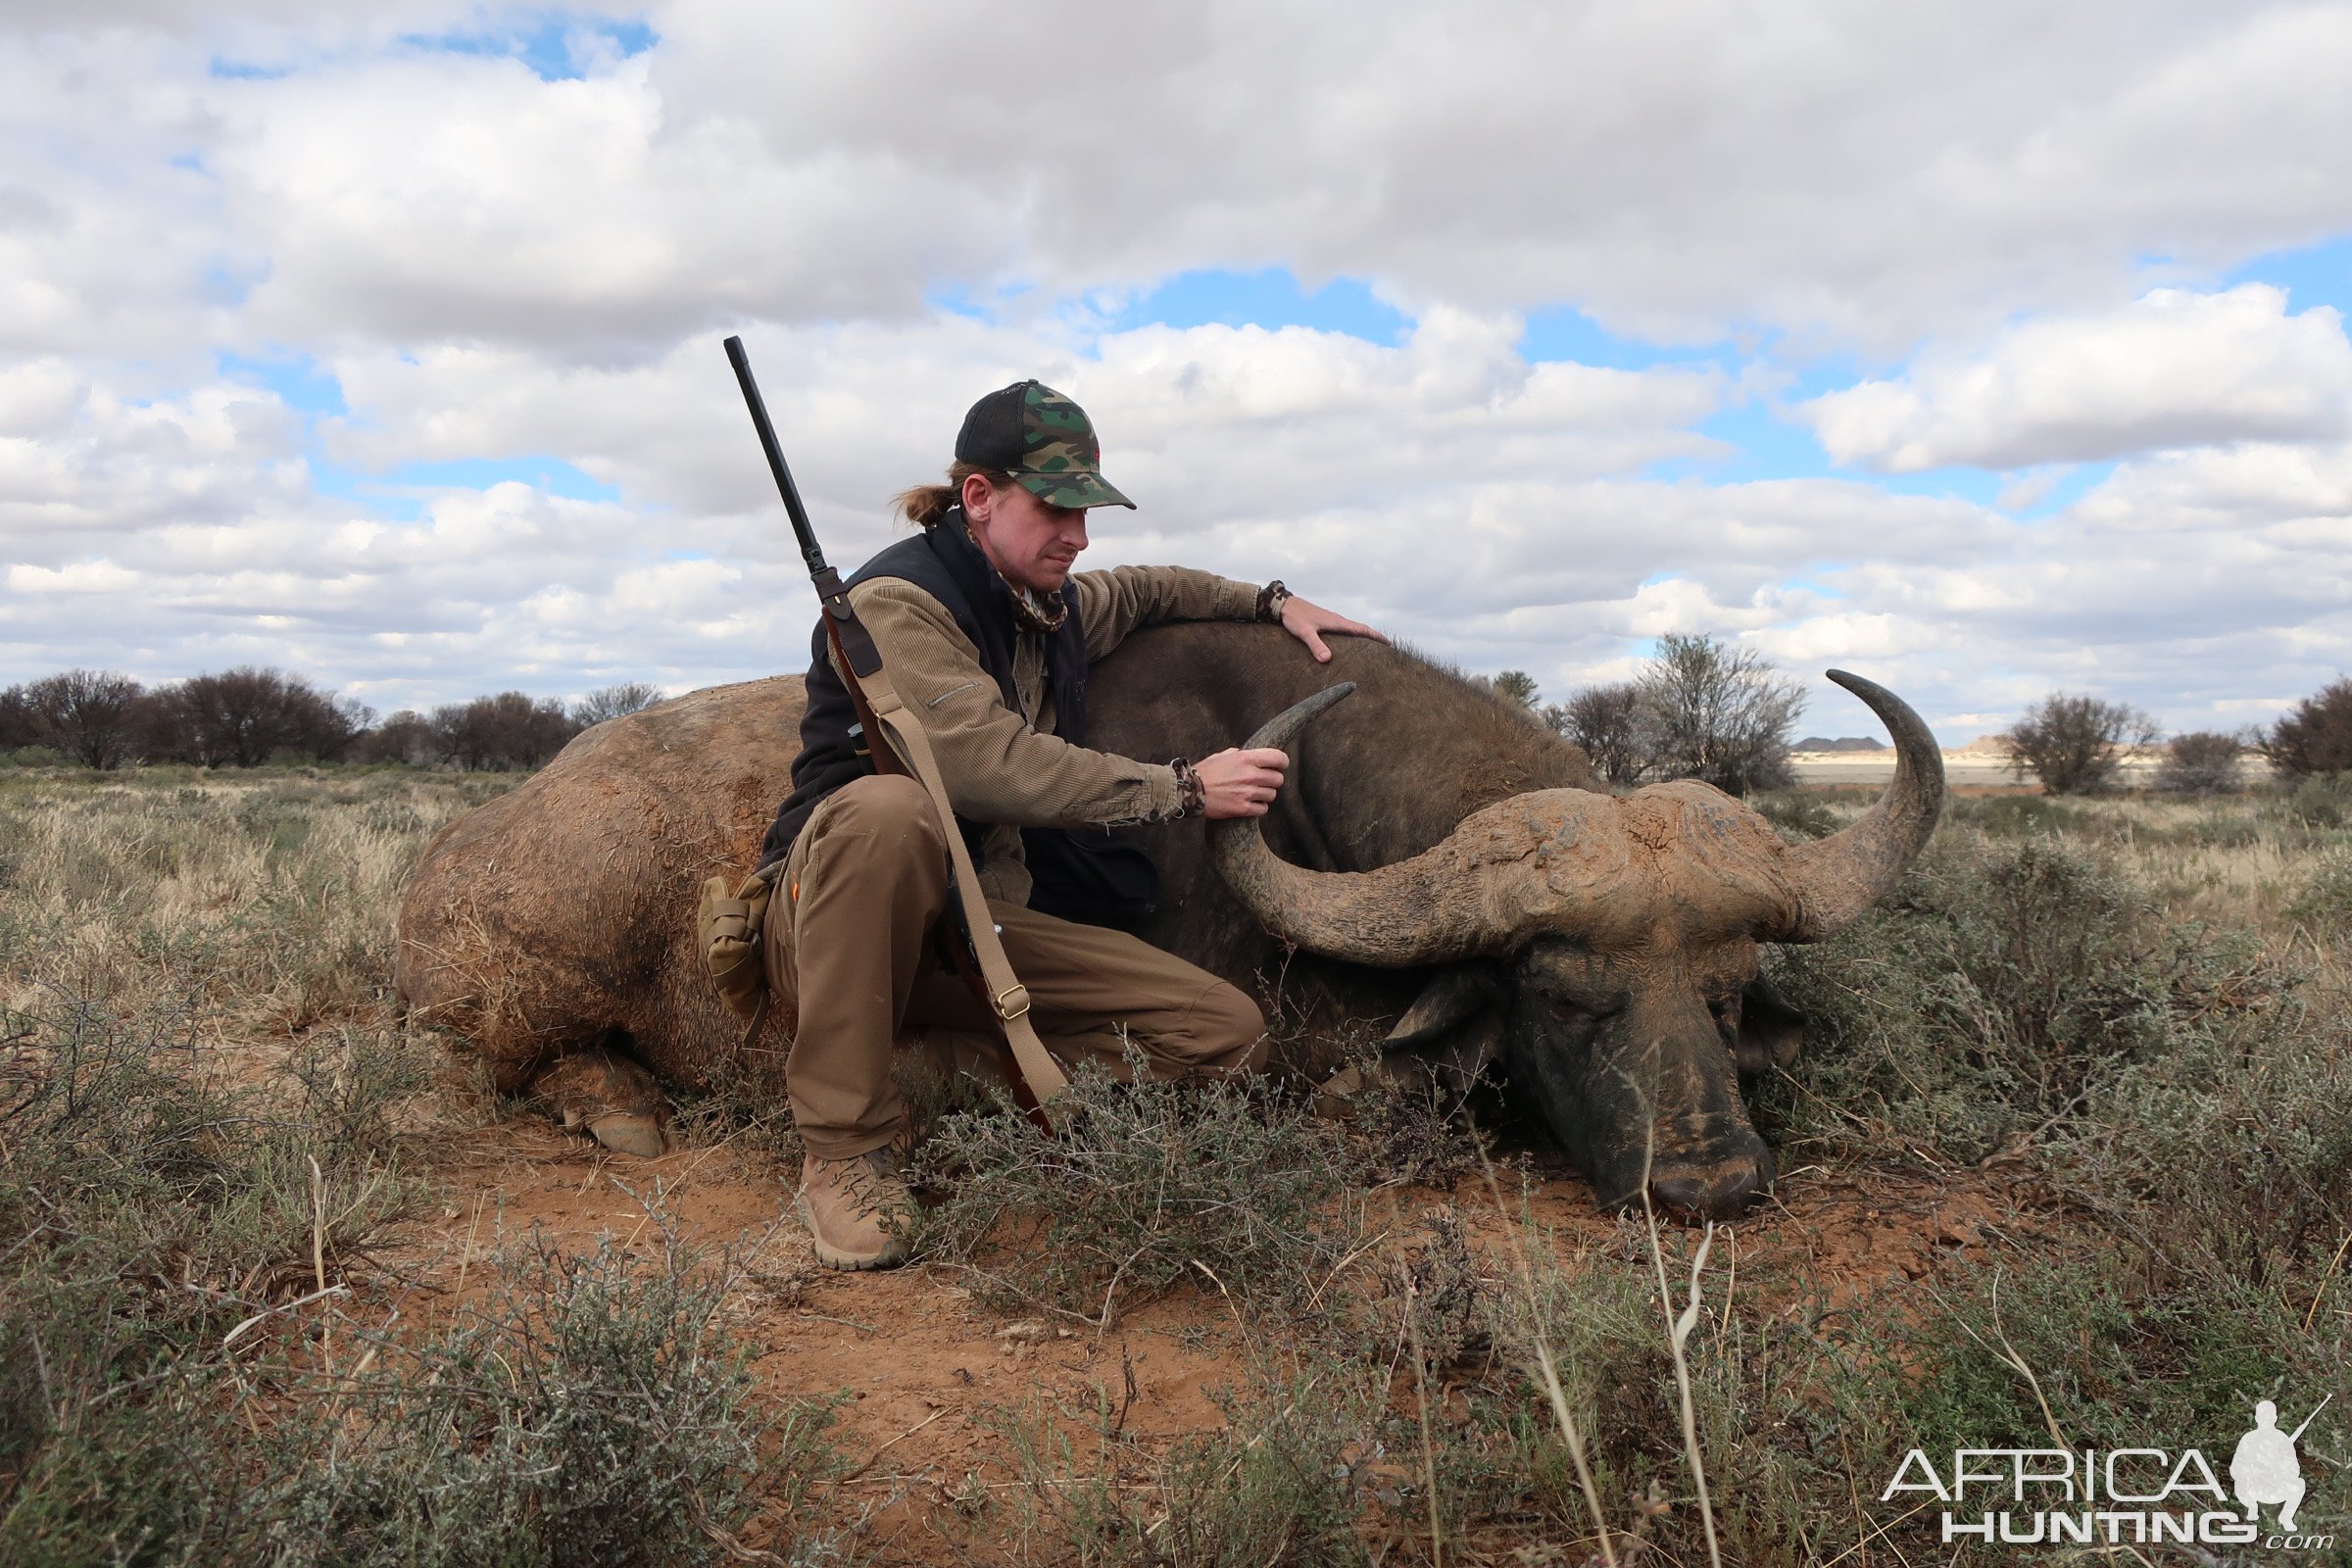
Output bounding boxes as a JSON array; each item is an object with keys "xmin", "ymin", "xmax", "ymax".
[
  {"xmin": 219, "ymin": 352, "xmax": 346, "ymax": 416},
  {"xmin": 1107, "ymin": 268, "xmax": 1411, "ymax": 344},
  {"xmin": 311, "ymin": 462, "xmax": 424, "ymax": 520},
  {"xmin": 207, "ymin": 58, "xmax": 289, "ymax": 80},
  {"xmin": 2006, "ymin": 461, "xmax": 2115, "ymax": 521},
  {"xmin": 310, "ymin": 455, "xmax": 619, "ymax": 523},
  {"xmin": 2226, "ymin": 235, "xmax": 2352, "ymax": 316},
  {"xmin": 1518, "ymin": 306, "xmax": 1726, "ymax": 371},
  {"xmin": 1865, "ymin": 466, "xmax": 2006, "ymax": 508},
  {"xmin": 200, "ymin": 262, "xmax": 264, "ymax": 310},
  {"xmin": 1682, "ymin": 401, "xmax": 1820, "ymax": 483},
  {"xmin": 404, "ymin": 12, "xmax": 658, "ymax": 81},
  {"xmin": 926, "ymin": 281, "xmax": 1033, "ymax": 321},
  {"xmin": 372, "ymin": 456, "xmax": 621, "ymax": 501}
]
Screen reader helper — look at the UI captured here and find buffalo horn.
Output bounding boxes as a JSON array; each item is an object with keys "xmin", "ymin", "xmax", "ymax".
[
  {"xmin": 1210, "ymin": 684, "xmax": 1514, "ymax": 966},
  {"xmin": 1775, "ymin": 669, "xmax": 1946, "ymax": 942}
]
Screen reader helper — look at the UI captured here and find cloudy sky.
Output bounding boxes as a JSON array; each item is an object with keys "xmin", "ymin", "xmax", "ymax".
[{"xmin": 6, "ymin": 2, "xmax": 2351, "ymax": 743}]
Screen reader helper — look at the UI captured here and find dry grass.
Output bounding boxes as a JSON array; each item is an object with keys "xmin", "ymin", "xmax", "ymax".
[
  {"xmin": 5, "ymin": 763, "xmax": 2350, "ymax": 1564},
  {"xmin": 0, "ymin": 766, "xmax": 851, "ymax": 1566}
]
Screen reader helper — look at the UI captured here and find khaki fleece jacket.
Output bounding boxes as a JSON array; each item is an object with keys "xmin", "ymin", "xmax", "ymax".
[{"xmin": 827, "ymin": 559, "xmax": 1261, "ymax": 906}]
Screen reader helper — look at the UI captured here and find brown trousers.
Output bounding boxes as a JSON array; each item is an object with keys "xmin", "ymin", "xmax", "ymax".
[{"xmin": 763, "ymin": 775, "xmax": 1268, "ymax": 1158}]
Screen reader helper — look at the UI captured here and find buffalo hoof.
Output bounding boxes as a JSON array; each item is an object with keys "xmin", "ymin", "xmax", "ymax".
[
  {"xmin": 1307, "ymin": 1054, "xmax": 1437, "ymax": 1120},
  {"xmin": 532, "ymin": 1045, "xmax": 674, "ymax": 1158},
  {"xmin": 584, "ymin": 1109, "xmax": 673, "ymax": 1158},
  {"xmin": 1647, "ymin": 1152, "xmax": 1771, "ymax": 1219}
]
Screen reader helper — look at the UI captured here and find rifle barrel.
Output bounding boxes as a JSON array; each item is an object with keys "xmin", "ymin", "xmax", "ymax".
[{"xmin": 722, "ymin": 334, "xmax": 828, "ymax": 579}]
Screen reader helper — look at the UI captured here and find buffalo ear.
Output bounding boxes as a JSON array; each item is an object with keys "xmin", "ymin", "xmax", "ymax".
[
  {"xmin": 1381, "ymin": 963, "xmax": 1505, "ymax": 1095},
  {"xmin": 1736, "ymin": 973, "xmax": 1806, "ymax": 1076},
  {"xmin": 1383, "ymin": 964, "xmax": 1500, "ymax": 1051}
]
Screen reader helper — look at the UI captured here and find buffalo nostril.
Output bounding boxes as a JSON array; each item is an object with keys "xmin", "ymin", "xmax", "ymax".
[{"xmin": 1648, "ymin": 1158, "xmax": 1766, "ymax": 1219}]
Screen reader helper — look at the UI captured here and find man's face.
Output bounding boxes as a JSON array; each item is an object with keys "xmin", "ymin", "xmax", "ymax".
[{"xmin": 963, "ymin": 475, "xmax": 1091, "ymax": 594}]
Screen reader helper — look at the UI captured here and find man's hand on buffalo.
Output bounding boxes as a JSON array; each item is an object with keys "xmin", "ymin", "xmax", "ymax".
[
  {"xmin": 1278, "ymin": 594, "xmax": 1389, "ymax": 663},
  {"xmin": 1195, "ymin": 746, "xmax": 1290, "ymax": 818}
]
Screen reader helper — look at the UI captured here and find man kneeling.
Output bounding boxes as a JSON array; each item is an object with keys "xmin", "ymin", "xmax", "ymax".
[{"xmin": 757, "ymin": 379, "xmax": 1384, "ymax": 1269}]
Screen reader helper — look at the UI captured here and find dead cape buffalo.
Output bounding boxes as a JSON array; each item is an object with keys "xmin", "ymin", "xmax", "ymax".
[{"xmin": 395, "ymin": 625, "xmax": 1942, "ymax": 1218}]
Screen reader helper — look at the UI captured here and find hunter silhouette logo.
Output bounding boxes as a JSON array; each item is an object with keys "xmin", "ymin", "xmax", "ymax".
[{"xmin": 2232, "ymin": 1396, "xmax": 2328, "ymax": 1535}]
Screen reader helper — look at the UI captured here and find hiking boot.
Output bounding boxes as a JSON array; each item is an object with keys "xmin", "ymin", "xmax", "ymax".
[{"xmin": 797, "ymin": 1146, "xmax": 914, "ymax": 1271}]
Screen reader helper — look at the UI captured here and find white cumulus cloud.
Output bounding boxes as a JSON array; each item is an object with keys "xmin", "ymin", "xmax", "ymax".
[
  {"xmin": 2, "ymin": 0, "xmax": 2351, "ymax": 739},
  {"xmin": 1805, "ymin": 285, "xmax": 2352, "ymax": 471}
]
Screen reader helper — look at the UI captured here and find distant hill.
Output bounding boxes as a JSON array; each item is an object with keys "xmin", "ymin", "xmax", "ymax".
[{"xmin": 1793, "ymin": 736, "xmax": 1889, "ymax": 753}]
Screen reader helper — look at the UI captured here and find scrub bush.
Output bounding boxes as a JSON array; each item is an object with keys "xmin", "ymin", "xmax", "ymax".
[
  {"xmin": 2155, "ymin": 729, "xmax": 2248, "ymax": 796},
  {"xmin": 2266, "ymin": 675, "xmax": 2352, "ymax": 778},
  {"xmin": 275, "ymin": 1229, "xmax": 843, "ymax": 1568},
  {"xmin": 1762, "ymin": 832, "xmax": 2246, "ymax": 1163},
  {"xmin": 2288, "ymin": 770, "xmax": 2352, "ymax": 828},
  {"xmin": 914, "ymin": 1058, "xmax": 1361, "ymax": 1323},
  {"xmin": 2002, "ymin": 692, "xmax": 2156, "ymax": 795},
  {"xmin": 992, "ymin": 1361, "xmax": 1382, "ymax": 1568}
]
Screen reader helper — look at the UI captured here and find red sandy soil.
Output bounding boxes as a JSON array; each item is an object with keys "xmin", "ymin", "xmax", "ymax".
[{"xmin": 356, "ymin": 1111, "xmax": 2034, "ymax": 1567}]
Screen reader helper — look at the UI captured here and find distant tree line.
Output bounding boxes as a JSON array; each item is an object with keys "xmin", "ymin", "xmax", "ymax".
[
  {"xmin": 2003, "ymin": 678, "xmax": 2352, "ymax": 796},
  {"xmin": 1489, "ymin": 643, "xmax": 2352, "ymax": 801},
  {"xmin": 10, "ymin": 651, "xmax": 2349, "ymax": 798},
  {"xmin": 0, "ymin": 667, "xmax": 664, "ymax": 771}
]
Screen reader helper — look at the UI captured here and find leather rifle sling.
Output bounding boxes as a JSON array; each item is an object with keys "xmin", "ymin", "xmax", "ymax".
[{"xmin": 820, "ymin": 604, "xmax": 1072, "ymax": 1117}]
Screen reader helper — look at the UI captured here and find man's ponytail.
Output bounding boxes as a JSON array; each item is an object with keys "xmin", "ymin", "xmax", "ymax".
[{"xmin": 894, "ymin": 462, "xmax": 1011, "ymax": 529}]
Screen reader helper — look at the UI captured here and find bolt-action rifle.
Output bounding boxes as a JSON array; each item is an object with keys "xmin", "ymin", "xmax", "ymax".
[{"xmin": 721, "ymin": 336, "xmax": 1067, "ymax": 1120}]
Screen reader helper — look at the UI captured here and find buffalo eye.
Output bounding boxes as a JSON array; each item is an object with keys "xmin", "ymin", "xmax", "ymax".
[{"xmin": 1538, "ymin": 989, "xmax": 1613, "ymax": 1026}]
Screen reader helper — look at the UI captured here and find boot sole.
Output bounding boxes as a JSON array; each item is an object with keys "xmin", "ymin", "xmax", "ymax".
[{"xmin": 796, "ymin": 1194, "xmax": 909, "ymax": 1271}]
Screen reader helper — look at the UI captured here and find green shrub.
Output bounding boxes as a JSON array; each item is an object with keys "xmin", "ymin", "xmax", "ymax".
[
  {"xmin": 914, "ymin": 1058, "xmax": 1362, "ymax": 1323},
  {"xmin": 2002, "ymin": 692, "xmax": 2156, "ymax": 795},
  {"xmin": 1945, "ymin": 792, "xmax": 2099, "ymax": 838},
  {"xmin": 2154, "ymin": 729, "xmax": 2248, "ymax": 796},
  {"xmin": 1750, "ymin": 789, "xmax": 1839, "ymax": 842},
  {"xmin": 275, "ymin": 1228, "xmax": 843, "ymax": 1568},
  {"xmin": 1484, "ymin": 1214, "xmax": 1927, "ymax": 1566},
  {"xmin": 2287, "ymin": 770, "xmax": 2352, "ymax": 828},
  {"xmin": 2075, "ymin": 979, "xmax": 2352, "ymax": 1286},
  {"xmin": 1883, "ymin": 1253, "xmax": 2344, "ymax": 1472},
  {"xmin": 994, "ymin": 1361, "xmax": 1380, "ymax": 1567},
  {"xmin": 1, "ymin": 1227, "xmax": 846, "ymax": 1568},
  {"xmin": 2288, "ymin": 845, "xmax": 2352, "ymax": 938},
  {"xmin": 1324, "ymin": 1046, "xmax": 1494, "ymax": 1192},
  {"xmin": 2266, "ymin": 676, "xmax": 2352, "ymax": 778},
  {"xmin": 0, "ymin": 1284, "xmax": 272, "ymax": 1567},
  {"xmin": 1762, "ymin": 832, "xmax": 2273, "ymax": 1165},
  {"xmin": 0, "ymin": 995, "xmax": 429, "ymax": 1561},
  {"xmin": 1762, "ymin": 814, "xmax": 2352, "ymax": 1345},
  {"xmin": 0, "ymin": 992, "xmax": 423, "ymax": 1335}
]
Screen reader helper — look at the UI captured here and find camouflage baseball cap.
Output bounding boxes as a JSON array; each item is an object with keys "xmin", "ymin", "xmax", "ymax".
[{"xmin": 955, "ymin": 380, "xmax": 1136, "ymax": 511}]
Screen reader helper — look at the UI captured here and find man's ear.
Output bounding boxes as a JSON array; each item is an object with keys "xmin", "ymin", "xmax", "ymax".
[
  {"xmin": 1735, "ymin": 972, "xmax": 1807, "ymax": 1076},
  {"xmin": 960, "ymin": 470, "xmax": 998, "ymax": 523}
]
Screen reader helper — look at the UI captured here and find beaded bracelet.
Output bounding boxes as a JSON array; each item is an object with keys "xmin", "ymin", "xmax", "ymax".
[{"xmin": 1167, "ymin": 757, "xmax": 1207, "ymax": 819}]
